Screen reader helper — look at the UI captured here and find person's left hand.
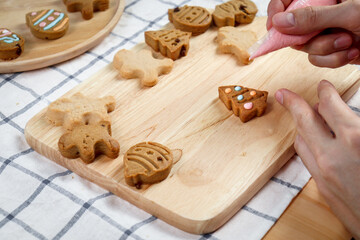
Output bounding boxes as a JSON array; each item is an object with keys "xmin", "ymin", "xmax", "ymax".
[{"xmin": 275, "ymin": 80, "xmax": 360, "ymax": 238}]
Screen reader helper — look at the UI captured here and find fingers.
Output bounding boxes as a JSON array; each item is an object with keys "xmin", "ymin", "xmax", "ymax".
[
  {"xmin": 294, "ymin": 134, "xmax": 321, "ymax": 180},
  {"xmin": 275, "ymin": 89, "xmax": 333, "ymax": 156},
  {"xmin": 308, "ymin": 47, "xmax": 360, "ymax": 68},
  {"xmin": 301, "ymin": 32, "xmax": 353, "ymax": 55},
  {"xmin": 267, "ymin": 0, "xmax": 293, "ymax": 30},
  {"xmin": 317, "ymin": 80, "xmax": 359, "ymax": 133},
  {"xmin": 272, "ymin": 1, "xmax": 360, "ymax": 35}
]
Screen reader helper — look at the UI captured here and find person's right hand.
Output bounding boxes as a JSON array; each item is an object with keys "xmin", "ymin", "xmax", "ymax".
[{"xmin": 266, "ymin": 0, "xmax": 360, "ymax": 68}]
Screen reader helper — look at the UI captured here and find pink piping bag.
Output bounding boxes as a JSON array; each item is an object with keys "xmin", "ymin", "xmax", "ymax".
[{"xmin": 249, "ymin": 0, "xmax": 337, "ymax": 60}]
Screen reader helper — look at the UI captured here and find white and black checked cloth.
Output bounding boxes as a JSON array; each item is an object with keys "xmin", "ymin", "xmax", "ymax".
[{"xmin": 1, "ymin": 0, "xmax": 360, "ymax": 239}]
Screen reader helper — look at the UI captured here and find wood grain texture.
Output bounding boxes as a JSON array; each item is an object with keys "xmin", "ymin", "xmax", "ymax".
[
  {"xmin": 0, "ymin": 0, "xmax": 125, "ymax": 73},
  {"xmin": 264, "ymin": 179, "xmax": 353, "ymax": 240},
  {"xmin": 24, "ymin": 17, "xmax": 360, "ymax": 234}
]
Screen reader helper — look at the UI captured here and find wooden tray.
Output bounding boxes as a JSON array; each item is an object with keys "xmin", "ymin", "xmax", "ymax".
[
  {"xmin": 25, "ymin": 17, "xmax": 360, "ymax": 234},
  {"xmin": 0, "ymin": 0, "xmax": 125, "ymax": 73}
]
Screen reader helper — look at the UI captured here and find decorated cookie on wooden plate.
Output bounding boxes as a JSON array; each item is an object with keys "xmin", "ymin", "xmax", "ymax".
[
  {"xmin": 0, "ymin": 28, "xmax": 25, "ymax": 61},
  {"xmin": 219, "ymin": 85, "xmax": 268, "ymax": 122},
  {"xmin": 26, "ymin": 9, "xmax": 69, "ymax": 40}
]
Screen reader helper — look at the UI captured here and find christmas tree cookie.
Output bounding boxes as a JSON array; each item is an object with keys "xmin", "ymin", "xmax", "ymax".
[
  {"xmin": 219, "ymin": 85, "xmax": 268, "ymax": 122},
  {"xmin": 145, "ymin": 29, "xmax": 191, "ymax": 60}
]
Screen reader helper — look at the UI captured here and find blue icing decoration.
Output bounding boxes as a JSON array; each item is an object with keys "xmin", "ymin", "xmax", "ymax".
[
  {"xmin": 234, "ymin": 86, "xmax": 241, "ymax": 91},
  {"xmin": 237, "ymin": 95, "xmax": 244, "ymax": 101},
  {"xmin": 0, "ymin": 34, "xmax": 20, "ymax": 44},
  {"xmin": 44, "ymin": 13, "xmax": 65, "ymax": 30},
  {"xmin": 34, "ymin": 9, "xmax": 54, "ymax": 26}
]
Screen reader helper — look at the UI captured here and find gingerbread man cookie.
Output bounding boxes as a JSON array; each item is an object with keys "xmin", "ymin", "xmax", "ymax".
[
  {"xmin": 26, "ymin": 9, "xmax": 69, "ymax": 40},
  {"xmin": 213, "ymin": 0, "xmax": 258, "ymax": 27},
  {"xmin": 219, "ymin": 85, "xmax": 268, "ymax": 122},
  {"xmin": 217, "ymin": 26, "xmax": 257, "ymax": 65},
  {"xmin": 168, "ymin": 5, "xmax": 212, "ymax": 35},
  {"xmin": 58, "ymin": 122, "xmax": 120, "ymax": 163},
  {"xmin": 113, "ymin": 49, "xmax": 174, "ymax": 87},
  {"xmin": 63, "ymin": 0, "xmax": 109, "ymax": 20},
  {"xmin": 145, "ymin": 29, "xmax": 192, "ymax": 60},
  {"xmin": 46, "ymin": 92, "xmax": 116, "ymax": 130},
  {"xmin": 0, "ymin": 28, "xmax": 25, "ymax": 61},
  {"xmin": 123, "ymin": 142, "xmax": 173, "ymax": 189}
]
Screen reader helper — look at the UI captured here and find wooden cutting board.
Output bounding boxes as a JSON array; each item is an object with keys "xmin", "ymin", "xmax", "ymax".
[
  {"xmin": 0, "ymin": 0, "xmax": 124, "ymax": 73},
  {"xmin": 25, "ymin": 17, "xmax": 360, "ymax": 234}
]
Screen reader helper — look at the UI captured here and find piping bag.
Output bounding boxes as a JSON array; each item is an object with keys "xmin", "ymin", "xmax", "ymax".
[{"xmin": 249, "ymin": 0, "xmax": 337, "ymax": 60}]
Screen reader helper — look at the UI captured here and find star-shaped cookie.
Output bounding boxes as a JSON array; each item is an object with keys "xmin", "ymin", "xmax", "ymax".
[
  {"xmin": 46, "ymin": 92, "xmax": 116, "ymax": 130},
  {"xmin": 63, "ymin": 0, "xmax": 109, "ymax": 20},
  {"xmin": 58, "ymin": 122, "xmax": 120, "ymax": 163},
  {"xmin": 217, "ymin": 26, "xmax": 257, "ymax": 65},
  {"xmin": 113, "ymin": 49, "xmax": 174, "ymax": 87}
]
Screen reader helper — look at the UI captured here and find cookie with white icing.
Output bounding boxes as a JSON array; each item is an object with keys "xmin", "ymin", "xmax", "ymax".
[
  {"xmin": 26, "ymin": 9, "xmax": 69, "ymax": 40},
  {"xmin": 0, "ymin": 28, "xmax": 25, "ymax": 61}
]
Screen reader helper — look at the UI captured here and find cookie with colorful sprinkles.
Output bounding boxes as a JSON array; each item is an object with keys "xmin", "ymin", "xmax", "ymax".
[
  {"xmin": 0, "ymin": 28, "xmax": 25, "ymax": 61},
  {"xmin": 219, "ymin": 85, "xmax": 268, "ymax": 122},
  {"xmin": 26, "ymin": 9, "xmax": 69, "ymax": 40}
]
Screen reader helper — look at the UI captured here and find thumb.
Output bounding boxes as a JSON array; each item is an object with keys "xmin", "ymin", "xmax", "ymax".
[{"xmin": 272, "ymin": 1, "xmax": 360, "ymax": 35}]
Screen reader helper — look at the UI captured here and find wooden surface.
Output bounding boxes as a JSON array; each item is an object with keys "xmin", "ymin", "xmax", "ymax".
[
  {"xmin": 24, "ymin": 17, "xmax": 360, "ymax": 234},
  {"xmin": 0, "ymin": 0, "xmax": 125, "ymax": 73},
  {"xmin": 264, "ymin": 179, "xmax": 353, "ymax": 240}
]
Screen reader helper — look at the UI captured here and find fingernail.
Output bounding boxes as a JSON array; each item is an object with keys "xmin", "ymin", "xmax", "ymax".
[
  {"xmin": 348, "ymin": 48, "xmax": 360, "ymax": 60},
  {"xmin": 275, "ymin": 90, "xmax": 283, "ymax": 105},
  {"xmin": 273, "ymin": 13, "xmax": 295, "ymax": 27},
  {"xmin": 334, "ymin": 36, "xmax": 352, "ymax": 49}
]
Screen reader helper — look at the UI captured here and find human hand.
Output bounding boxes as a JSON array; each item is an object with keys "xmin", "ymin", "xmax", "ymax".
[
  {"xmin": 275, "ymin": 80, "xmax": 360, "ymax": 238},
  {"xmin": 267, "ymin": 0, "xmax": 360, "ymax": 68}
]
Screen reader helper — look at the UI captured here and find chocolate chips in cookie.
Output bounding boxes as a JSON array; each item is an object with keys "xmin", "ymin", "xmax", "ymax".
[
  {"xmin": 213, "ymin": 0, "xmax": 258, "ymax": 27},
  {"xmin": 145, "ymin": 29, "xmax": 192, "ymax": 60},
  {"xmin": 168, "ymin": 5, "xmax": 212, "ymax": 35}
]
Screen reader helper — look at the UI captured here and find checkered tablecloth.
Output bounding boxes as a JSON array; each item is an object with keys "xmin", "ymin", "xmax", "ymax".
[{"xmin": 1, "ymin": 0, "xmax": 360, "ymax": 239}]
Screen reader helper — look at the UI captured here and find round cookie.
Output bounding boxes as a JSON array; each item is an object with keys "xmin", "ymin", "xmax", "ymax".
[
  {"xmin": 124, "ymin": 142, "xmax": 173, "ymax": 189},
  {"xmin": 26, "ymin": 9, "xmax": 69, "ymax": 40},
  {"xmin": 168, "ymin": 5, "xmax": 212, "ymax": 35},
  {"xmin": 0, "ymin": 28, "xmax": 25, "ymax": 61}
]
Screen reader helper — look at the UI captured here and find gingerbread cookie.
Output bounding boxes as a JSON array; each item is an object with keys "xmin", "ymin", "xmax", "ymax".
[
  {"xmin": 113, "ymin": 49, "xmax": 174, "ymax": 87},
  {"xmin": 46, "ymin": 92, "xmax": 116, "ymax": 130},
  {"xmin": 26, "ymin": 9, "xmax": 69, "ymax": 40},
  {"xmin": 124, "ymin": 142, "xmax": 173, "ymax": 189},
  {"xmin": 219, "ymin": 85, "xmax": 268, "ymax": 122},
  {"xmin": 63, "ymin": 0, "xmax": 109, "ymax": 20},
  {"xmin": 145, "ymin": 29, "xmax": 192, "ymax": 60},
  {"xmin": 217, "ymin": 26, "xmax": 257, "ymax": 65},
  {"xmin": 0, "ymin": 28, "xmax": 25, "ymax": 61},
  {"xmin": 168, "ymin": 5, "xmax": 212, "ymax": 35},
  {"xmin": 58, "ymin": 122, "xmax": 120, "ymax": 163},
  {"xmin": 213, "ymin": 0, "xmax": 258, "ymax": 27}
]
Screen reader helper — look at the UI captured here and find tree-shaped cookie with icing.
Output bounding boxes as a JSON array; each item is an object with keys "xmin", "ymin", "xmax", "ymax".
[
  {"xmin": 219, "ymin": 85, "xmax": 268, "ymax": 122},
  {"xmin": 63, "ymin": 0, "xmax": 109, "ymax": 20},
  {"xmin": 58, "ymin": 122, "xmax": 120, "ymax": 163},
  {"xmin": 46, "ymin": 92, "xmax": 116, "ymax": 130},
  {"xmin": 113, "ymin": 49, "xmax": 174, "ymax": 87},
  {"xmin": 217, "ymin": 26, "xmax": 257, "ymax": 65}
]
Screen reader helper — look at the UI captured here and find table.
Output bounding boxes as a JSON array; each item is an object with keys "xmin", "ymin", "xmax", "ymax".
[{"xmin": 1, "ymin": 0, "xmax": 358, "ymax": 239}]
